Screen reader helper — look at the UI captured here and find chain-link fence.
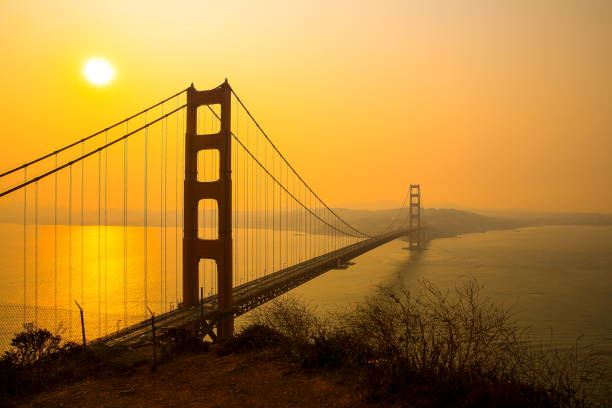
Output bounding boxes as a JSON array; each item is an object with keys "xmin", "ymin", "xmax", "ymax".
[{"xmin": 0, "ymin": 303, "xmax": 142, "ymax": 352}]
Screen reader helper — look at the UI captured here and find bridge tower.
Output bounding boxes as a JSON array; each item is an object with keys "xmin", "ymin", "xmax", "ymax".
[
  {"xmin": 183, "ymin": 81, "xmax": 234, "ymax": 339},
  {"xmin": 409, "ymin": 184, "xmax": 421, "ymax": 249}
]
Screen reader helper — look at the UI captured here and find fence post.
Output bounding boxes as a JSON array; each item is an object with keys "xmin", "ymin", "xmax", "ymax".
[
  {"xmin": 200, "ymin": 286, "xmax": 204, "ymax": 338},
  {"xmin": 74, "ymin": 301, "xmax": 86, "ymax": 351},
  {"xmin": 147, "ymin": 306, "xmax": 156, "ymax": 365}
]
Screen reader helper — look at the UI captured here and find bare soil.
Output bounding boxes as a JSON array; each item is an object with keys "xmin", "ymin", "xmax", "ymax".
[{"xmin": 16, "ymin": 348, "xmax": 377, "ymax": 408}]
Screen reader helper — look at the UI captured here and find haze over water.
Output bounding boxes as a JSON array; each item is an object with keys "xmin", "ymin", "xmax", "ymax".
[
  {"xmin": 287, "ymin": 225, "xmax": 612, "ymax": 369},
  {"xmin": 0, "ymin": 223, "xmax": 350, "ymax": 349}
]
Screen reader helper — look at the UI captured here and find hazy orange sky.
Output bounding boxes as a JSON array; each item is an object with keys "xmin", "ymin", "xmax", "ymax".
[{"xmin": 1, "ymin": 0, "xmax": 610, "ymax": 212}]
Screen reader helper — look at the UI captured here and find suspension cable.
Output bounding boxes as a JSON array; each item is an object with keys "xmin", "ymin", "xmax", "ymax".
[
  {"xmin": 123, "ymin": 126, "xmax": 128, "ymax": 328},
  {"xmin": 34, "ymin": 180, "xmax": 38, "ymax": 325},
  {"xmin": 160, "ymin": 107, "xmax": 165, "ymax": 312},
  {"xmin": 228, "ymin": 88, "xmax": 369, "ymax": 238},
  {"xmin": 206, "ymin": 103, "xmax": 369, "ymax": 239},
  {"xmin": 231, "ymin": 134, "xmax": 365, "ymax": 238},
  {"xmin": 0, "ymin": 88, "xmax": 188, "ymax": 179},
  {"xmin": 68, "ymin": 165, "xmax": 73, "ymax": 338},
  {"xmin": 22, "ymin": 169, "xmax": 27, "ymax": 324},
  {"xmin": 0, "ymin": 105, "xmax": 186, "ymax": 198},
  {"xmin": 54, "ymin": 154, "xmax": 58, "ymax": 331},
  {"xmin": 103, "ymin": 131, "xmax": 108, "ymax": 334},
  {"xmin": 98, "ymin": 150, "xmax": 101, "ymax": 336},
  {"xmin": 81, "ymin": 143, "xmax": 84, "ymax": 307},
  {"xmin": 175, "ymin": 96, "xmax": 179, "ymax": 305},
  {"xmin": 382, "ymin": 189, "xmax": 411, "ymax": 232},
  {"xmin": 144, "ymin": 112, "xmax": 148, "ymax": 319},
  {"xmin": 163, "ymin": 116, "xmax": 168, "ymax": 312}
]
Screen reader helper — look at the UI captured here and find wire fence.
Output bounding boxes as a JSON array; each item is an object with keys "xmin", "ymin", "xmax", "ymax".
[{"xmin": 0, "ymin": 303, "xmax": 140, "ymax": 352}]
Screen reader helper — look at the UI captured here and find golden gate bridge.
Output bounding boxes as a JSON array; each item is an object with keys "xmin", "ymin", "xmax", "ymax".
[{"xmin": 0, "ymin": 80, "xmax": 422, "ymax": 348}]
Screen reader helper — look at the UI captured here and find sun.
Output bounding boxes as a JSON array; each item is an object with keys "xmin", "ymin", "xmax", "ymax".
[{"xmin": 83, "ymin": 57, "xmax": 115, "ymax": 86}]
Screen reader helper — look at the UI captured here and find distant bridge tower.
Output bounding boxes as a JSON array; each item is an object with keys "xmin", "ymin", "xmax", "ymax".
[
  {"xmin": 183, "ymin": 81, "xmax": 234, "ymax": 339},
  {"xmin": 409, "ymin": 184, "xmax": 421, "ymax": 249}
]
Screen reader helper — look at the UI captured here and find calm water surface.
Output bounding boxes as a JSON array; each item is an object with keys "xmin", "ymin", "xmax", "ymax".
[
  {"xmin": 284, "ymin": 225, "xmax": 612, "ymax": 369},
  {"xmin": 1, "ymin": 223, "xmax": 610, "ymax": 371}
]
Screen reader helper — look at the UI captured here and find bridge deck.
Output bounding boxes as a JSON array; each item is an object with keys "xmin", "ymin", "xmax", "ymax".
[{"xmin": 93, "ymin": 229, "xmax": 413, "ymax": 348}]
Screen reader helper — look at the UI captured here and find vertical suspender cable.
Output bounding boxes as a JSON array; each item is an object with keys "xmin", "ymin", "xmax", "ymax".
[
  {"xmin": 180, "ymin": 106, "xmax": 185, "ymax": 302},
  {"xmin": 23, "ymin": 169, "xmax": 27, "ymax": 324},
  {"xmin": 309, "ymin": 193, "xmax": 312, "ymax": 259},
  {"xmin": 68, "ymin": 165, "xmax": 72, "ymax": 338},
  {"xmin": 54, "ymin": 155, "xmax": 58, "ymax": 331},
  {"xmin": 34, "ymin": 180, "xmax": 38, "ymax": 325},
  {"xmin": 98, "ymin": 150, "xmax": 101, "ymax": 336},
  {"xmin": 104, "ymin": 131, "xmax": 108, "ymax": 334},
  {"xmin": 285, "ymin": 165, "xmax": 288, "ymax": 267},
  {"xmin": 292, "ymin": 175, "xmax": 295, "ymax": 264},
  {"xmin": 163, "ymin": 116, "xmax": 168, "ymax": 311},
  {"xmin": 280, "ymin": 158, "xmax": 282, "ymax": 267},
  {"xmin": 160, "ymin": 108, "xmax": 165, "ymax": 309},
  {"xmin": 272, "ymin": 152, "xmax": 275, "ymax": 276},
  {"xmin": 234, "ymin": 103, "xmax": 238, "ymax": 288},
  {"xmin": 304, "ymin": 184, "xmax": 307, "ymax": 261},
  {"xmin": 232, "ymin": 106, "xmax": 236, "ymax": 288},
  {"xmin": 242, "ymin": 115, "xmax": 245, "ymax": 284},
  {"xmin": 247, "ymin": 113, "xmax": 251, "ymax": 283},
  {"xmin": 175, "ymin": 98, "xmax": 179, "ymax": 304},
  {"xmin": 254, "ymin": 125, "xmax": 257, "ymax": 279},
  {"xmin": 162, "ymin": 117, "xmax": 168, "ymax": 312},
  {"xmin": 264, "ymin": 133, "xmax": 268, "ymax": 279},
  {"xmin": 124, "ymin": 125, "xmax": 128, "ymax": 327},
  {"xmin": 272, "ymin": 146, "xmax": 275, "ymax": 275},
  {"xmin": 81, "ymin": 143, "xmax": 84, "ymax": 307},
  {"xmin": 289, "ymin": 174, "xmax": 291, "ymax": 265},
  {"xmin": 144, "ymin": 112, "xmax": 148, "ymax": 319},
  {"xmin": 160, "ymin": 108, "xmax": 164, "ymax": 311},
  {"xmin": 250, "ymin": 124, "xmax": 253, "ymax": 280}
]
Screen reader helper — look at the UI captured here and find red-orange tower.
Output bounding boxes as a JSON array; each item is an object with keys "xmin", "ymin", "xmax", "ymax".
[
  {"xmin": 409, "ymin": 184, "xmax": 421, "ymax": 249},
  {"xmin": 183, "ymin": 81, "xmax": 234, "ymax": 339}
]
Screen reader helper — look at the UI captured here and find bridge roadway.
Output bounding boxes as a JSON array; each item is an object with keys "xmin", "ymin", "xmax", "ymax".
[{"xmin": 93, "ymin": 228, "xmax": 414, "ymax": 348}]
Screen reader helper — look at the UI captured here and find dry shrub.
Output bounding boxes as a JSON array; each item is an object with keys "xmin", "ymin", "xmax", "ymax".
[
  {"xmin": 349, "ymin": 280, "xmax": 607, "ymax": 407},
  {"xmin": 218, "ymin": 324, "xmax": 285, "ymax": 355},
  {"xmin": 250, "ymin": 296, "xmax": 319, "ymax": 343},
  {"xmin": 349, "ymin": 280, "xmax": 523, "ymax": 379},
  {"xmin": 0, "ymin": 323, "xmax": 89, "ymax": 399},
  {"xmin": 244, "ymin": 280, "xmax": 608, "ymax": 408}
]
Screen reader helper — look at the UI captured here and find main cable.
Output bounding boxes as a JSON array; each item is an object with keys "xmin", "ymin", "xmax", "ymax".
[
  {"xmin": 206, "ymin": 104, "xmax": 367, "ymax": 239},
  {"xmin": 0, "ymin": 105, "xmax": 186, "ymax": 198},
  {"xmin": 0, "ymin": 88, "xmax": 188, "ymax": 179},
  {"xmin": 229, "ymin": 88, "xmax": 369, "ymax": 238}
]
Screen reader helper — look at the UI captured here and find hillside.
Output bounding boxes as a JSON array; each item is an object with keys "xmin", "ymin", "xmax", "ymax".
[
  {"xmin": 335, "ymin": 207, "xmax": 611, "ymax": 239},
  {"xmin": 335, "ymin": 207, "xmax": 524, "ymax": 238}
]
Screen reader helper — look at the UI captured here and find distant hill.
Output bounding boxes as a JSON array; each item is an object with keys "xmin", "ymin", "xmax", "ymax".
[
  {"xmin": 472, "ymin": 209, "xmax": 612, "ymax": 226},
  {"xmin": 420, "ymin": 208, "xmax": 524, "ymax": 239},
  {"xmin": 335, "ymin": 207, "xmax": 612, "ymax": 239}
]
